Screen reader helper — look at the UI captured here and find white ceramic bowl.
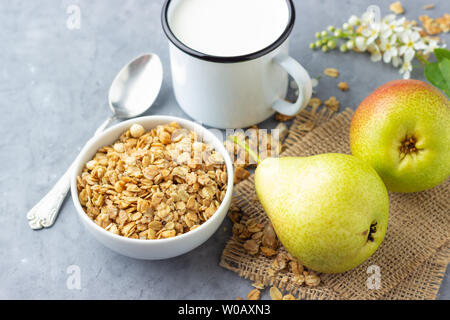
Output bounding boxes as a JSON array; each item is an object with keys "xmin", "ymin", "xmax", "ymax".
[{"xmin": 71, "ymin": 116, "xmax": 234, "ymax": 260}]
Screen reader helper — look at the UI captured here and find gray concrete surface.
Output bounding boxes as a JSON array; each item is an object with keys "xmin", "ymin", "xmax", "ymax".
[{"xmin": 0, "ymin": 0, "xmax": 448, "ymax": 299}]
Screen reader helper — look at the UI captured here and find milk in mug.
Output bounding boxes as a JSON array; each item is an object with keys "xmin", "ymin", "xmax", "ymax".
[{"xmin": 167, "ymin": 0, "xmax": 290, "ymax": 57}]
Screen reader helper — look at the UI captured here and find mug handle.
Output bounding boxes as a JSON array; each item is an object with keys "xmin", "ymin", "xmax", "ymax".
[{"xmin": 272, "ymin": 54, "xmax": 312, "ymax": 116}]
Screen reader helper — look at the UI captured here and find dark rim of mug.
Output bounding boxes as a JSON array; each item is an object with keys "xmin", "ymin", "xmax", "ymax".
[{"xmin": 161, "ymin": 0, "xmax": 295, "ymax": 63}]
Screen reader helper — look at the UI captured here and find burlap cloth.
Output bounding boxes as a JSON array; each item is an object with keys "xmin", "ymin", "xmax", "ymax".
[{"xmin": 220, "ymin": 107, "xmax": 450, "ymax": 300}]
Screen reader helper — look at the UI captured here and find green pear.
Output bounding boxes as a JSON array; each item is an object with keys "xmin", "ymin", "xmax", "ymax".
[
  {"xmin": 350, "ymin": 79, "xmax": 450, "ymax": 192},
  {"xmin": 254, "ymin": 153, "xmax": 389, "ymax": 274}
]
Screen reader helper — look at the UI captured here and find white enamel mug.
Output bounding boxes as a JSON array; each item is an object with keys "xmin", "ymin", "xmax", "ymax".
[{"xmin": 161, "ymin": 0, "xmax": 312, "ymax": 129}]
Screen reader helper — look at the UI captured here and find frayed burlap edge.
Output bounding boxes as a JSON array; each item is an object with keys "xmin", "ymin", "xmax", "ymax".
[{"xmin": 220, "ymin": 107, "xmax": 449, "ymax": 300}]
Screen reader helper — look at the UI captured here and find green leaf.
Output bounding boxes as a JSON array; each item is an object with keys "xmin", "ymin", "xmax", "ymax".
[
  {"xmin": 434, "ymin": 48, "xmax": 450, "ymax": 62},
  {"xmin": 424, "ymin": 61, "xmax": 450, "ymax": 97},
  {"xmin": 424, "ymin": 62, "xmax": 444, "ymax": 88},
  {"xmin": 438, "ymin": 59, "xmax": 450, "ymax": 85}
]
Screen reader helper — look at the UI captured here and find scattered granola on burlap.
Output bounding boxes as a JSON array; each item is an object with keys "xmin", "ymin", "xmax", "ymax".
[
  {"xmin": 228, "ymin": 202, "xmax": 323, "ymax": 298},
  {"xmin": 324, "ymin": 96, "xmax": 340, "ymax": 112}
]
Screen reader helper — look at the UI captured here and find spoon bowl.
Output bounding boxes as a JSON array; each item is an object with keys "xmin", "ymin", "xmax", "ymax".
[{"xmin": 109, "ymin": 54, "xmax": 163, "ymax": 118}]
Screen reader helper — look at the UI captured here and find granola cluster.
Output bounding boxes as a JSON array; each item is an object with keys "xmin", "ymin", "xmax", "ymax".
[
  {"xmin": 389, "ymin": 1, "xmax": 404, "ymax": 15},
  {"xmin": 76, "ymin": 122, "xmax": 228, "ymax": 240},
  {"xmin": 419, "ymin": 13, "xmax": 450, "ymax": 35},
  {"xmin": 324, "ymin": 68, "xmax": 339, "ymax": 78},
  {"xmin": 229, "ymin": 204, "xmax": 321, "ymax": 300},
  {"xmin": 224, "ymin": 124, "xmax": 287, "ymax": 183}
]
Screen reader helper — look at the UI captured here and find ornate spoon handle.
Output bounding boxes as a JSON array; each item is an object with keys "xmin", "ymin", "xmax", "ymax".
[
  {"xmin": 27, "ymin": 161, "xmax": 75, "ymax": 229},
  {"xmin": 27, "ymin": 116, "xmax": 116, "ymax": 230}
]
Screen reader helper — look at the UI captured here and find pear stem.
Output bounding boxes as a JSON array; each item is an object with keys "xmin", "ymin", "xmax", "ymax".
[{"xmin": 228, "ymin": 135, "xmax": 261, "ymax": 165}]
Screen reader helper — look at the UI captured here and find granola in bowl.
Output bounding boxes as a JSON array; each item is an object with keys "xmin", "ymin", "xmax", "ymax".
[{"xmin": 76, "ymin": 121, "xmax": 228, "ymax": 240}]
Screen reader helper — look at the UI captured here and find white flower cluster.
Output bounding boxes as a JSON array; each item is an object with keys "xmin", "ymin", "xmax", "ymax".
[{"xmin": 311, "ymin": 11, "xmax": 445, "ymax": 79}]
